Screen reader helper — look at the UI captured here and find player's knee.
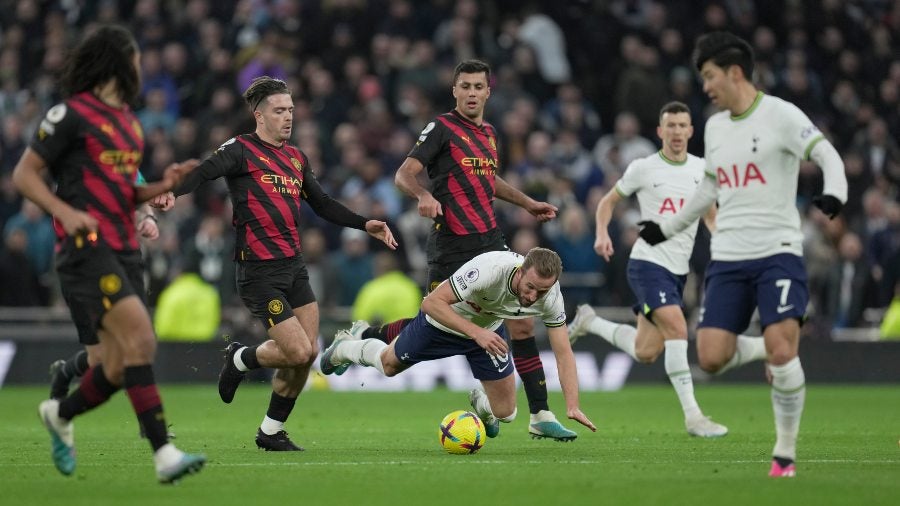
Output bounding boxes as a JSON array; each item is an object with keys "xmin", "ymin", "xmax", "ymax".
[
  {"xmin": 382, "ymin": 362, "xmax": 401, "ymax": 377},
  {"xmin": 282, "ymin": 343, "xmax": 313, "ymax": 366},
  {"xmin": 698, "ymin": 354, "xmax": 727, "ymax": 374},
  {"xmin": 496, "ymin": 406, "xmax": 517, "ymax": 423},
  {"xmin": 635, "ymin": 347, "xmax": 661, "ymax": 364}
]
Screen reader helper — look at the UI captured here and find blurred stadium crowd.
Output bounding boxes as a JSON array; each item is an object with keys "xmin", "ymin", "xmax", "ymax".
[{"xmin": 0, "ymin": 0, "xmax": 898, "ymax": 338}]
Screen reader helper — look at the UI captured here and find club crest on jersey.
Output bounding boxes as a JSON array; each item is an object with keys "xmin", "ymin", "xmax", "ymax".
[
  {"xmin": 488, "ymin": 137, "xmax": 496, "ymax": 151},
  {"xmin": 290, "ymin": 157, "xmax": 302, "ymax": 170},
  {"xmin": 99, "ymin": 274, "xmax": 122, "ymax": 295},
  {"xmin": 268, "ymin": 299, "xmax": 284, "ymax": 315},
  {"xmin": 101, "ymin": 123, "xmax": 115, "ymax": 136},
  {"xmin": 751, "ymin": 135, "xmax": 759, "ymax": 153},
  {"xmin": 716, "ymin": 163, "xmax": 767, "ymax": 188}
]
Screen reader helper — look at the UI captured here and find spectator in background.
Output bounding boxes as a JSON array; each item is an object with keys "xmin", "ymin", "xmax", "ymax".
[
  {"xmin": 3, "ymin": 198, "xmax": 54, "ymax": 284},
  {"xmin": 821, "ymin": 232, "xmax": 870, "ymax": 329},
  {"xmin": 0, "ymin": 227, "xmax": 43, "ymax": 305},
  {"xmin": 352, "ymin": 251, "xmax": 422, "ymax": 326},
  {"xmin": 332, "ymin": 227, "xmax": 375, "ymax": 307},
  {"xmin": 154, "ymin": 266, "xmax": 221, "ymax": 341},
  {"xmin": 592, "ymin": 111, "xmax": 657, "ymax": 178}
]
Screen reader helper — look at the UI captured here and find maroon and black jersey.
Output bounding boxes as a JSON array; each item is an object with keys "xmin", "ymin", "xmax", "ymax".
[
  {"xmin": 176, "ymin": 133, "xmax": 367, "ymax": 261},
  {"xmin": 408, "ymin": 110, "xmax": 500, "ymax": 236},
  {"xmin": 30, "ymin": 91, "xmax": 144, "ymax": 251}
]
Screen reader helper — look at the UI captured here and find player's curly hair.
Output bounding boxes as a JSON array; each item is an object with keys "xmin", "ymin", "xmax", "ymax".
[
  {"xmin": 243, "ymin": 76, "xmax": 291, "ymax": 111},
  {"xmin": 60, "ymin": 25, "xmax": 140, "ymax": 103},
  {"xmin": 522, "ymin": 247, "xmax": 562, "ymax": 280},
  {"xmin": 693, "ymin": 31, "xmax": 755, "ymax": 81},
  {"xmin": 453, "ymin": 59, "xmax": 491, "ymax": 86}
]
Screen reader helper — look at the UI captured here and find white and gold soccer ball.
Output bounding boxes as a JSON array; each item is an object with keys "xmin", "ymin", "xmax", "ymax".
[{"xmin": 438, "ymin": 410, "xmax": 485, "ymax": 454}]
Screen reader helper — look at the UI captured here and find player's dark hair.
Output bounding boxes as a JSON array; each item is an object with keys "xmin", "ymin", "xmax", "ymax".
[
  {"xmin": 522, "ymin": 247, "xmax": 562, "ymax": 280},
  {"xmin": 693, "ymin": 31, "xmax": 755, "ymax": 81},
  {"xmin": 59, "ymin": 25, "xmax": 140, "ymax": 103},
  {"xmin": 453, "ymin": 59, "xmax": 491, "ymax": 86},
  {"xmin": 243, "ymin": 76, "xmax": 291, "ymax": 111},
  {"xmin": 659, "ymin": 101, "xmax": 691, "ymax": 121}
]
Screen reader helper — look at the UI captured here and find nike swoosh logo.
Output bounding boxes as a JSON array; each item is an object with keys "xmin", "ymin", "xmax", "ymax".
[
  {"xmin": 776, "ymin": 305, "xmax": 794, "ymax": 314},
  {"xmin": 498, "ymin": 363, "xmax": 510, "ymax": 373},
  {"xmin": 652, "ymin": 183, "xmax": 663, "ymax": 188}
]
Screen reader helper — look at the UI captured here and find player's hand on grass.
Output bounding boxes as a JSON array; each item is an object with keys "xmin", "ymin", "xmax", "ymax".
[
  {"xmin": 567, "ymin": 408, "xmax": 596, "ymax": 432},
  {"xmin": 638, "ymin": 220, "xmax": 666, "ymax": 245},
  {"xmin": 812, "ymin": 194, "xmax": 843, "ymax": 220},
  {"xmin": 365, "ymin": 220, "xmax": 398, "ymax": 250},
  {"xmin": 417, "ymin": 193, "xmax": 443, "ymax": 219},
  {"xmin": 594, "ymin": 231, "xmax": 614, "ymax": 261}
]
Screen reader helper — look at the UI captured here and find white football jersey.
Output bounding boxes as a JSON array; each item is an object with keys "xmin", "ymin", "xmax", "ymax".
[
  {"xmin": 617, "ymin": 151, "xmax": 706, "ymax": 275},
  {"xmin": 703, "ymin": 92, "xmax": 824, "ymax": 261},
  {"xmin": 426, "ymin": 251, "xmax": 567, "ymax": 337}
]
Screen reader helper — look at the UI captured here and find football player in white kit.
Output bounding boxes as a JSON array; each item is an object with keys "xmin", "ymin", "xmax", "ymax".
[
  {"xmin": 569, "ymin": 101, "xmax": 767, "ymax": 438},
  {"xmin": 639, "ymin": 32, "xmax": 848, "ymax": 477},
  {"xmin": 320, "ymin": 247, "xmax": 596, "ymax": 439}
]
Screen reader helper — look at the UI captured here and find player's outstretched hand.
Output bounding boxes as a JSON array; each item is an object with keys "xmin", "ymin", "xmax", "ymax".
[
  {"xmin": 365, "ymin": 220, "xmax": 398, "ymax": 250},
  {"xmin": 528, "ymin": 201, "xmax": 558, "ymax": 222},
  {"xmin": 149, "ymin": 191, "xmax": 176, "ymax": 211},
  {"xmin": 638, "ymin": 220, "xmax": 666, "ymax": 245},
  {"xmin": 161, "ymin": 159, "xmax": 200, "ymax": 191},
  {"xmin": 812, "ymin": 195, "xmax": 843, "ymax": 220},
  {"xmin": 137, "ymin": 215, "xmax": 159, "ymax": 239},
  {"xmin": 567, "ymin": 408, "xmax": 596, "ymax": 432},
  {"xmin": 417, "ymin": 193, "xmax": 443, "ymax": 219}
]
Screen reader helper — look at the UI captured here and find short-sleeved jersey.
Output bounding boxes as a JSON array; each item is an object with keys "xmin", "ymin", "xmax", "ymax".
[
  {"xmin": 176, "ymin": 133, "xmax": 359, "ymax": 261},
  {"xmin": 426, "ymin": 251, "xmax": 567, "ymax": 337},
  {"xmin": 409, "ymin": 110, "xmax": 500, "ymax": 236},
  {"xmin": 30, "ymin": 91, "xmax": 144, "ymax": 251},
  {"xmin": 617, "ymin": 151, "xmax": 706, "ymax": 275},
  {"xmin": 704, "ymin": 92, "xmax": 825, "ymax": 261}
]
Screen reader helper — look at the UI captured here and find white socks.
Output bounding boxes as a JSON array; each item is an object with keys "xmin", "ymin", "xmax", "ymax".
[
  {"xmin": 587, "ymin": 317, "xmax": 637, "ymax": 360},
  {"xmin": 154, "ymin": 443, "xmax": 182, "ymax": 471},
  {"xmin": 716, "ymin": 335, "xmax": 767, "ymax": 374},
  {"xmin": 233, "ymin": 347, "xmax": 250, "ymax": 372},
  {"xmin": 334, "ymin": 339, "xmax": 387, "ymax": 375},
  {"xmin": 769, "ymin": 357, "xmax": 805, "ymax": 461},
  {"xmin": 664, "ymin": 340, "xmax": 702, "ymax": 419},
  {"xmin": 260, "ymin": 416, "xmax": 284, "ymax": 436}
]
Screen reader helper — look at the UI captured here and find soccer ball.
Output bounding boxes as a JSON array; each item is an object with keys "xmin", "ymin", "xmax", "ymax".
[{"xmin": 438, "ymin": 410, "xmax": 484, "ymax": 454}]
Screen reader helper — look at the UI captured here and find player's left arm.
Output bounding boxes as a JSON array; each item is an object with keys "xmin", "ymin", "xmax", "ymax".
[
  {"xmin": 642, "ymin": 173, "xmax": 718, "ymax": 244},
  {"xmin": 702, "ymin": 204, "xmax": 717, "ymax": 233},
  {"xmin": 808, "ymin": 139, "xmax": 848, "ymax": 219},
  {"xmin": 546, "ymin": 325, "xmax": 596, "ymax": 432},
  {"xmin": 494, "ymin": 175, "xmax": 557, "ymax": 222},
  {"xmin": 302, "ymin": 165, "xmax": 397, "ymax": 249}
]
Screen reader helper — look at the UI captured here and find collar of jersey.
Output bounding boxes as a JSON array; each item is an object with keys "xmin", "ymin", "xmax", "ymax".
[
  {"xmin": 506, "ymin": 267, "xmax": 519, "ymax": 297},
  {"xmin": 657, "ymin": 150, "xmax": 687, "ymax": 166},
  {"xmin": 730, "ymin": 91, "xmax": 764, "ymax": 121},
  {"xmin": 251, "ymin": 132, "xmax": 285, "ymax": 149},
  {"xmin": 450, "ymin": 109, "xmax": 485, "ymax": 130}
]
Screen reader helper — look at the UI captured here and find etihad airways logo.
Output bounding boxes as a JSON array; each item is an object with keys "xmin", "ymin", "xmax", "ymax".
[
  {"xmin": 99, "ymin": 149, "xmax": 142, "ymax": 175},
  {"xmin": 260, "ymin": 173, "xmax": 303, "ymax": 195},
  {"xmin": 461, "ymin": 157, "xmax": 498, "ymax": 176}
]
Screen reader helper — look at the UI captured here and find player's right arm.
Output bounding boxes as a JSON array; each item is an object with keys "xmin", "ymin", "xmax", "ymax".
[
  {"xmin": 12, "ymin": 148, "xmax": 96, "ymax": 235},
  {"xmin": 394, "ymin": 156, "xmax": 442, "ymax": 218},
  {"xmin": 421, "ymin": 280, "xmax": 508, "ymax": 356},
  {"xmin": 593, "ymin": 187, "xmax": 623, "ymax": 261}
]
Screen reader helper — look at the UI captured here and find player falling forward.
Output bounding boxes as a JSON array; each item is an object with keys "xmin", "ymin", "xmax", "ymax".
[
  {"xmin": 320, "ymin": 248, "xmax": 596, "ymax": 440},
  {"xmin": 570, "ymin": 101, "xmax": 767, "ymax": 437},
  {"xmin": 638, "ymin": 32, "xmax": 848, "ymax": 477}
]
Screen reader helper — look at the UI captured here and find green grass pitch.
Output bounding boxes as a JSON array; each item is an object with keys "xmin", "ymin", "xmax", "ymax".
[{"xmin": 2, "ymin": 383, "xmax": 898, "ymax": 505}]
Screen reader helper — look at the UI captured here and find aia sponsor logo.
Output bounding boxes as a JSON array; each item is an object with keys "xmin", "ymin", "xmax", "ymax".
[{"xmin": 716, "ymin": 163, "xmax": 767, "ymax": 188}]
